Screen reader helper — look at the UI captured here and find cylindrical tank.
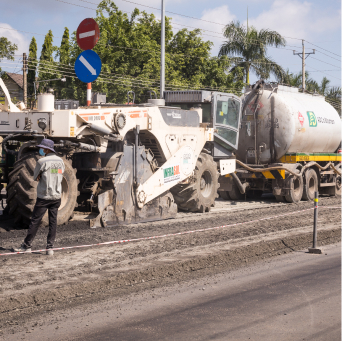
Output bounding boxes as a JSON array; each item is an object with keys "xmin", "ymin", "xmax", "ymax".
[
  {"xmin": 237, "ymin": 84, "xmax": 341, "ymax": 164},
  {"xmin": 37, "ymin": 93, "xmax": 55, "ymax": 112},
  {"xmin": 147, "ymin": 99, "xmax": 165, "ymax": 106}
]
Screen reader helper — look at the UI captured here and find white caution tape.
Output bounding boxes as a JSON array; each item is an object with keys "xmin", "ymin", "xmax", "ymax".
[{"xmin": 0, "ymin": 206, "xmax": 340, "ymax": 256}]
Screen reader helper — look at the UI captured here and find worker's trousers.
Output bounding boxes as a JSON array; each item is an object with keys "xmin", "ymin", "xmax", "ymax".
[{"xmin": 23, "ymin": 198, "xmax": 61, "ymax": 249}]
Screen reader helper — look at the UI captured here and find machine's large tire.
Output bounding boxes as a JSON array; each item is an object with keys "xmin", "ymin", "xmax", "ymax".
[
  {"xmin": 302, "ymin": 168, "xmax": 318, "ymax": 201},
  {"xmin": 218, "ymin": 190, "xmax": 230, "ymax": 200},
  {"xmin": 171, "ymin": 153, "xmax": 219, "ymax": 213},
  {"xmin": 285, "ymin": 174, "xmax": 303, "ymax": 203},
  {"xmin": 6, "ymin": 153, "xmax": 78, "ymax": 227}
]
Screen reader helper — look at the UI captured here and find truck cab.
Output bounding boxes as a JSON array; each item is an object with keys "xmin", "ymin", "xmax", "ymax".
[{"xmin": 164, "ymin": 90, "xmax": 242, "ymax": 159}]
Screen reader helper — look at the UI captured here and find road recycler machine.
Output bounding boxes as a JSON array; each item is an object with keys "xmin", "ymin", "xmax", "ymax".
[{"xmin": 0, "ymin": 79, "xmax": 340, "ymax": 228}]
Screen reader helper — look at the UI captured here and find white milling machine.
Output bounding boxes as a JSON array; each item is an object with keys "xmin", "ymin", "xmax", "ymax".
[{"xmin": 0, "ymin": 79, "xmax": 239, "ymax": 227}]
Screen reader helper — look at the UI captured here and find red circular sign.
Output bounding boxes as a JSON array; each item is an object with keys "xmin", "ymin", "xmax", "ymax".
[{"xmin": 76, "ymin": 18, "xmax": 100, "ymax": 51}]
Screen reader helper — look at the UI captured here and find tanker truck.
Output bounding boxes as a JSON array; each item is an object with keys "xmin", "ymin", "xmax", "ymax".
[
  {"xmin": 0, "ymin": 79, "xmax": 239, "ymax": 227},
  {"xmin": 217, "ymin": 81, "xmax": 341, "ymax": 202}
]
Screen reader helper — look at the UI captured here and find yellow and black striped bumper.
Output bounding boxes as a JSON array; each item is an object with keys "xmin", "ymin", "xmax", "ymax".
[{"xmin": 232, "ymin": 170, "xmax": 286, "ymax": 180}]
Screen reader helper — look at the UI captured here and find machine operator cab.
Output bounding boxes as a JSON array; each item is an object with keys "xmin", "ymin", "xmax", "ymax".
[{"xmin": 164, "ymin": 90, "xmax": 242, "ymax": 158}]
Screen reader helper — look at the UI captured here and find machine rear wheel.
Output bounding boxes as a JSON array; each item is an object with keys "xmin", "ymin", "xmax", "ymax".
[
  {"xmin": 171, "ymin": 153, "xmax": 219, "ymax": 213},
  {"xmin": 228, "ymin": 180, "xmax": 245, "ymax": 200},
  {"xmin": 7, "ymin": 153, "xmax": 78, "ymax": 227},
  {"xmin": 218, "ymin": 191, "xmax": 230, "ymax": 200}
]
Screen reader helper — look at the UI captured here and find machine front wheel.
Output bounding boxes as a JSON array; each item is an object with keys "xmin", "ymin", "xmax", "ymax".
[{"xmin": 171, "ymin": 153, "xmax": 219, "ymax": 213}]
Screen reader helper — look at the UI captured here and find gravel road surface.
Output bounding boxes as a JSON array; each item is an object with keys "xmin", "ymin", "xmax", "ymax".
[
  {"xmin": 2, "ymin": 243, "xmax": 341, "ymax": 341},
  {"xmin": 0, "ymin": 195, "xmax": 340, "ymax": 339}
]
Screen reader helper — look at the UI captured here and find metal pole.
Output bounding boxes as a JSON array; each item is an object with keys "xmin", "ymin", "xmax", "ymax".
[
  {"xmin": 313, "ymin": 191, "xmax": 318, "ymax": 248},
  {"xmin": 23, "ymin": 53, "xmax": 27, "ymax": 107},
  {"xmin": 302, "ymin": 40, "xmax": 305, "ymax": 92},
  {"xmin": 34, "ymin": 81, "xmax": 37, "ymax": 101},
  {"xmin": 160, "ymin": 0, "xmax": 165, "ymax": 99},
  {"xmin": 87, "ymin": 83, "xmax": 91, "ymax": 106},
  {"xmin": 135, "ymin": 125, "xmax": 140, "ymax": 186}
]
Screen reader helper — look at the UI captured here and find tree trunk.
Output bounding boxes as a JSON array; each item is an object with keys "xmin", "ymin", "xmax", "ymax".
[{"xmin": 246, "ymin": 63, "xmax": 250, "ymax": 84}]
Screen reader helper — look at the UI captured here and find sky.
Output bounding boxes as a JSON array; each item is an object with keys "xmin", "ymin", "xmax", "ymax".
[{"xmin": 0, "ymin": 0, "xmax": 341, "ymax": 88}]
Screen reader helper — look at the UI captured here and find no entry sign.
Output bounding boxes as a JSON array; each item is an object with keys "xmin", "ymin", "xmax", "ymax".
[{"xmin": 77, "ymin": 18, "xmax": 100, "ymax": 51}]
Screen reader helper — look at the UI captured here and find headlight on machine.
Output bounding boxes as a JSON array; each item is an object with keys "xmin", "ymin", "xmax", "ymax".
[
  {"xmin": 115, "ymin": 113, "xmax": 126, "ymax": 130},
  {"xmin": 37, "ymin": 118, "xmax": 47, "ymax": 131}
]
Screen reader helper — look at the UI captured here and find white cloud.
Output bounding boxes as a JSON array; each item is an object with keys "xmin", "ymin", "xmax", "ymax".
[
  {"xmin": 245, "ymin": 0, "xmax": 341, "ymax": 40},
  {"xmin": 0, "ymin": 23, "xmax": 30, "ymax": 56}
]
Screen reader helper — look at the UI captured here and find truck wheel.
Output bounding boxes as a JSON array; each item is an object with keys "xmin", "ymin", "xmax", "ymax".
[
  {"xmin": 7, "ymin": 153, "xmax": 78, "ymax": 227},
  {"xmin": 285, "ymin": 174, "xmax": 303, "ymax": 203},
  {"xmin": 335, "ymin": 165, "xmax": 341, "ymax": 196},
  {"xmin": 218, "ymin": 191, "xmax": 230, "ymax": 200},
  {"xmin": 171, "ymin": 153, "xmax": 219, "ymax": 212},
  {"xmin": 302, "ymin": 169, "xmax": 318, "ymax": 201},
  {"xmin": 228, "ymin": 180, "xmax": 245, "ymax": 200}
]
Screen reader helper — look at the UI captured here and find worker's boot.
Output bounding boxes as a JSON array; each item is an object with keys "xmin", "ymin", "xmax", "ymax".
[
  {"xmin": 46, "ymin": 249, "xmax": 54, "ymax": 256},
  {"xmin": 13, "ymin": 243, "xmax": 31, "ymax": 253}
]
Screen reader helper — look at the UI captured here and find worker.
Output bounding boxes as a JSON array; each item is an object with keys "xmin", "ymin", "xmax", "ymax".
[{"xmin": 13, "ymin": 139, "xmax": 65, "ymax": 256}]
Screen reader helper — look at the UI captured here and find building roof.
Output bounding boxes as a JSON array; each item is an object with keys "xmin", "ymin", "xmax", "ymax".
[{"xmin": 5, "ymin": 72, "xmax": 23, "ymax": 89}]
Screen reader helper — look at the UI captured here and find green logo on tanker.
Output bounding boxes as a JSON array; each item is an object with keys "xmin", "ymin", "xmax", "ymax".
[{"xmin": 307, "ymin": 111, "xmax": 317, "ymax": 127}]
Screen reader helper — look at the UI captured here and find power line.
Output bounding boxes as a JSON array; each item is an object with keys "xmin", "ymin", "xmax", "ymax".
[
  {"xmin": 309, "ymin": 57, "xmax": 341, "ymax": 70},
  {"xmin": 23, "ymin": 60, "xmax": 243, "ymax": 93},
  {"xmin": 306, "ymin": 40, "xmax": 341, "ymax": 58},
  {"xmin": 305, "ymin": 63, "xmax": 341, "ymax": 81},
  {"xmin": 313, "ymin": 50, "xmax": 341, "ymax": 62}
]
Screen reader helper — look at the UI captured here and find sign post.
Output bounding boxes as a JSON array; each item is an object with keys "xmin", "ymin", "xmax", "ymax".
[{"xmin": 75, "ymin": 18, "xmax": 101, "ymax": 106}]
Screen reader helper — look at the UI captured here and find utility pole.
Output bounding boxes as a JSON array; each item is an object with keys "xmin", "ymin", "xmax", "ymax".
[
  {"xmin": 160, "ymin": 0, "xmax": 165, "ymax": 99},
  {"xmin": 23, "ymin": 53, "xmax": 27, "ymax": 107},
  {"xmin": 293, "ymin": 40, "xmax": 315, "ymax": 92}
]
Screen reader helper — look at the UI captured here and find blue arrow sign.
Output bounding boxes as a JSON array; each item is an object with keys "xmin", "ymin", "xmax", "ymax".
[{"xmin": 74, "ymin": 50, "xmax": 102, "ymax": 83}]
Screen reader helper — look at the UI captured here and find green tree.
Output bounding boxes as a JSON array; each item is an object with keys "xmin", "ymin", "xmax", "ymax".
[
  {"xmin": 283, "ymin": 70, "xmax": 341, "ymax": 115},
  {"xmin": 60, "ymin": 0, "xmax": 244, "ymax": 105},
  {"xmin": 219, "ymin": 21, "xmax": 286, "ymax": 84},
  {"xmin": 38, "ymin": 30, "xmax": 57, "ymax": 92},
  {"xmin": 56, "ymin": 27, "xmax": 71, "ymax": 99},
  {"xmin": 0, "ymin": 37, "xmax": 17, "ymax": 73},
  {"xmin": 27, "ymin": 37, "xmax": 37, "ymax": 101},
  {"xmin": 325, "ymin": 87, "xmax": 341, "ymax": 116}
]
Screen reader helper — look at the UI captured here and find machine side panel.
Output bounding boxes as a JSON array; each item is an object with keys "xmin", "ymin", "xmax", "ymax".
[{"xmin": 159, "ymin": 108, "xmax": 200, "ymax": 127}]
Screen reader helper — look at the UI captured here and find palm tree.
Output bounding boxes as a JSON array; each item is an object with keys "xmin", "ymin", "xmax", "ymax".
[
  {"xmin": 219, "ymin": 21, "xmax": 286, "ymax": 84},
  {"xmin": 282, "ymin": 69, "xmax": 302, "ymax": 87},
  {"xmin": 325, "ymin": 86, "xmax": 341, "ymax": 116}
]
